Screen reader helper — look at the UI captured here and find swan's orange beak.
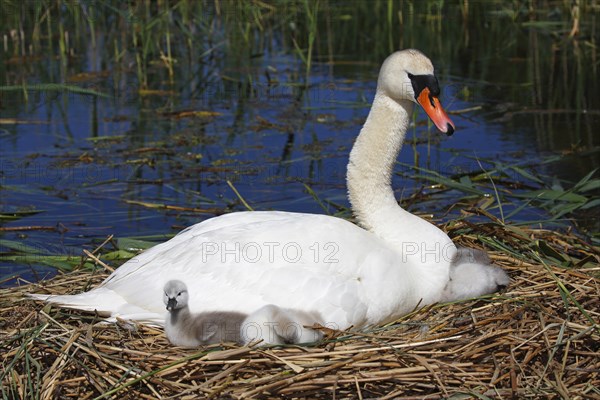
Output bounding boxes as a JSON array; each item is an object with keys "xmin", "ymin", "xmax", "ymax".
[{"xmin": 416, "ymin": 87, "xmax": 455, "ymax": 136}]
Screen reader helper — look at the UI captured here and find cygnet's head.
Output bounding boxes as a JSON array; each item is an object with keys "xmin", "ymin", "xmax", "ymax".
[
  {"xmin": 163, "ymin": 280, "xmax": 189, "ymax": 311},
  {"xmin": 441, "ymin": 249, "xmax": 510, "ymax": 301},
  {"xmin": 377, "ymin": 49, "xmax": 454, "ymax": 135}
]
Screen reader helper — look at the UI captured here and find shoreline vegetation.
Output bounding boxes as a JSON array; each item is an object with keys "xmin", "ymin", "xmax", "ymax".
[{"xmin": 1, "ymin": 1, "xmax": 599, "ymax": 398}]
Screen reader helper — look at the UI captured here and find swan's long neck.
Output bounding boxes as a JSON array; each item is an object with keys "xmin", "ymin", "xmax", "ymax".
[
  {"xmin": 347, "ymin": 91, "xmax": 456, "ymax": 295},
  {"xmin": 347, "ymin": 92, "xmax": 413, "ymax": 236}
]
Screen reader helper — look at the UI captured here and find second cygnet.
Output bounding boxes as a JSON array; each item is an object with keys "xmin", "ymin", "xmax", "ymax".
[{"xmin": 241, "ymin": 304, "xmax": 324, "ymax": 346}]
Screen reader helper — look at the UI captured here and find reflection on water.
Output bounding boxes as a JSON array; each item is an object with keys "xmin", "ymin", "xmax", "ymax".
[{"xmin": 1, "ymin": 0, "xmax": 598, "ymax": 282}]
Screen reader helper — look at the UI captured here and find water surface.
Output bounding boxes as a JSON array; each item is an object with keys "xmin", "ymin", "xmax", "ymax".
[{"xmin": 1, "ymin": 0, "xmax": 598, "ymax": 284}]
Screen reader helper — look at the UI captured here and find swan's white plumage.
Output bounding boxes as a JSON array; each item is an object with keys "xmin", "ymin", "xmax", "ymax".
[
  {"xmin": 30, "ymin": 49, "xmax": 509, "ymax": 331},
  {"xmin": 35, "ymin": 211, "xmax": 435, "ymax": 329},
  {"xmin": 31, "ymin": 210, "xmax": 447, "ymax": 329}
]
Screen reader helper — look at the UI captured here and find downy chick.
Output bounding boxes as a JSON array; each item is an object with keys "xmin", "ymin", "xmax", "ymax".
[{"xmin": 163, "ymin": 280, "xmax": 247, "ymax": 347}]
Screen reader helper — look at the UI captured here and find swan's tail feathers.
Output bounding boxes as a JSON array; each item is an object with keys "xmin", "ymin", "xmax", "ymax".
[
  {"xmin": 27, "ymin": 288, "xmax": 165, "ymax": 327},
  {"xmin": 28, "ymin": 287, "xmax": 124, "ymax": 314}
]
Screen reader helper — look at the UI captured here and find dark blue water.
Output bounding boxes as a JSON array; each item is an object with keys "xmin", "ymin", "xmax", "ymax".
[{"xmin": 1, "ymin": 2, "xmax": 599, "ymax": 285}]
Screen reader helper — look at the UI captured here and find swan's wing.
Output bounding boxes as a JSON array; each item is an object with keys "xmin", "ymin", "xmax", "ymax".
[
  {"xmin": 111, "ymin": 211, "xmax": 404, "ymax": 327},
  {"xmin": 32, "ymin": 211, "xmax": 413, "ymax": 328}
]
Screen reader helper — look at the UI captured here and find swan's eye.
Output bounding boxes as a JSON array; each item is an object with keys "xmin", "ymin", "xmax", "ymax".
[{"xmin": 177, "ymin": 292, "xmax": 182, "ymax": 296}]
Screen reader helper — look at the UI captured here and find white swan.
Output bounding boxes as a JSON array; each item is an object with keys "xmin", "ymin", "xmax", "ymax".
[
  {"xmin": 163, "ymin": 280, "xmax": 246, "ymax": 347},
  {"xmin": 30, "ymin": 49, "xmax": 509, "ymax": 338}
]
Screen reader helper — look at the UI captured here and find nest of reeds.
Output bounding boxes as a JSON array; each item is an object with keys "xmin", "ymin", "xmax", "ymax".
[{"xmin": 1, "ymin": 219, "xmax": 599, "ymax": 399}]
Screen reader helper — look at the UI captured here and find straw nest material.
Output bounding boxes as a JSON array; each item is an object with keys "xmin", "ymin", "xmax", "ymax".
[{"xmin": 1, "ymin": 220, "xmax": 599, "ymax": 399}]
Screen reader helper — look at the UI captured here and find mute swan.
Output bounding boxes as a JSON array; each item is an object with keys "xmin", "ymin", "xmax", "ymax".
[
  {"xmin": 163, "ymin": 280, "xmax": 247, "ymax": 347},
  {"xmin": 30, "ymin": 49, "xmax": 509, "ymax": 341}
]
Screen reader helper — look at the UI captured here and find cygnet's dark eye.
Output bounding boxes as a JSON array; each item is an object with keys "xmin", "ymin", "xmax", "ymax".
[{"xmin": 177, "ymin": 291, "xmax": 182, "ymax": 296}]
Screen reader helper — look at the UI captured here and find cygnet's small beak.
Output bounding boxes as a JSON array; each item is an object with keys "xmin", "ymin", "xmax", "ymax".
[
  {"xmin": 416, "ymin": 87, "xmax": 455, "ymax": 136},
  {"xmin": 166, "ymin": 297, "xmax": 177, "ymax": 311}
]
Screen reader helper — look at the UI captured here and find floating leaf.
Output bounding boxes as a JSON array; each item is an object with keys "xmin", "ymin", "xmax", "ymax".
[
  {"xmin": 5, "ymin": 255, "xmax": 81, "ymax": 271},
  {"xmin": 101, "ymin": 250, "xmax": 138, "ymax": 260},
  {"xmin": 115, "ymin": 238, "xmax": 156, "ymax": 252},
  {"xmin": 0, "ymin": 210, "xmax": 44, "ymax": 221},
  {"xmin": 0, "ymin": 239, "xmax": 43, "ymax": 254},
  {"xmin": 416, "ymin": 174, "xmax": 486, "ymax": 196}
]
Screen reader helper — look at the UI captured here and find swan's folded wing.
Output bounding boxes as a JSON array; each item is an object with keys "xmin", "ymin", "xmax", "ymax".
[{"xmin": 29, "ymin": 211, "xmax": 413, "ymax": 329}]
